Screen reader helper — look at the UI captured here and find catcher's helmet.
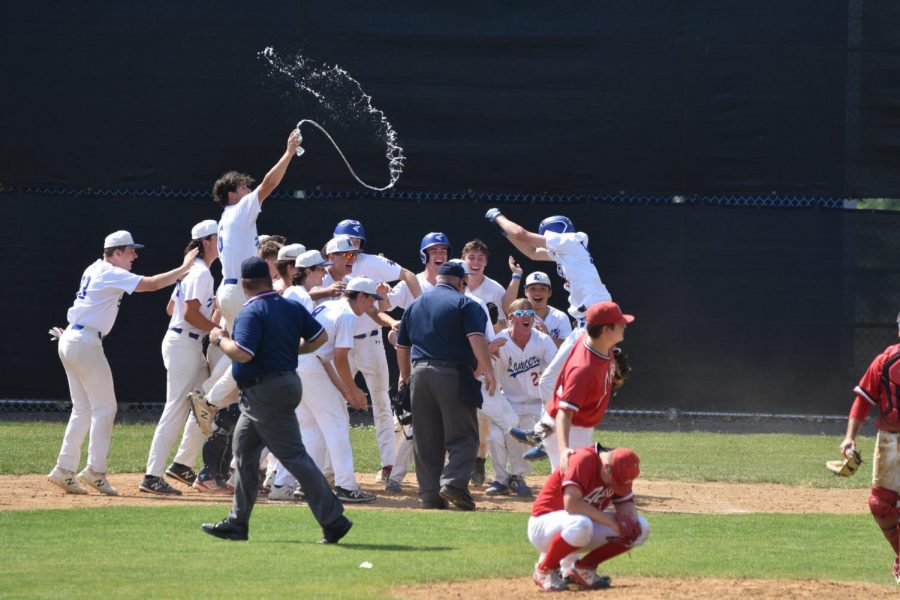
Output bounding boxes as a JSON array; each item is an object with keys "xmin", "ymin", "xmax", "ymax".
[
  {"xmin": 538, "ymin": 215, "xmax": 575, "ymax": 236},
  {"xmin": 333, "ymin": 219, "xmax": 366, "ymax": 249},
  {"xmin": 419, "ymin": 232, "xmax": 451, "ymax": 264}
]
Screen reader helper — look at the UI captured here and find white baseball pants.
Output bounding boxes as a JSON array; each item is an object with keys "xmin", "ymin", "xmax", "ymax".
[
  {"xmin": 215, "ymin": 281, "xmax": 247, "ymax": 334},
  {"xmin": 545, "ymin": 425, "xmax": 596, "ymax": 471},
  {"xmin": 488, "ymin": 399, "xmax": 541, "ymax": 483},
  {"xmin": 145, "ymin": 331, "xmax": 207, "ymax": 477},
  {"xmin": 55, "ymin": 327, "xmax": 117, "ymax": 473},
  {"xmin": 527, "ymin": 510, "xmax": 649, "ymax": 555},
  {"xmin": 349, "ymin": 333, "xmax": 395, "ymax": 468},
  {"xmin": 292, "ymin": 360, "xmax": 360, "ymax": 491}
]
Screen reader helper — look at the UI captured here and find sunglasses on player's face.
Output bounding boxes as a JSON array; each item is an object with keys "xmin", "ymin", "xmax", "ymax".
[
  {"xmin": 339, "ymin": 251, "xmax": 358, "ymax": 260},
  {"xmin": 512, "ymin": 309, "xmax": 535, "ymax": 318}
]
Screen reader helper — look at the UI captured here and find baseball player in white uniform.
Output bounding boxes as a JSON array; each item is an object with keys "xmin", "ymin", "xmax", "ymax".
[
  {"xmin": 190, "ymin": 131, "xmax": 302, "ymax": 431},
  {"xmin": 213, "ymin": 129, "xmax": 301, "ymax": 332},
  {"xmin": 282, "ymin": 250, "xmax": 333, "ymax": 311},
  {"xmin": 486, "ymin": 210, "xmax": 613, "ymax": 458},
  {"xmin": 272, "ymin": 277, "xmax": 383, "ymax": 503},
  {"xmin": 48, "ymin": 231, "xmax": 198, "ymax": 495},
  {"xmin": 486, "ymin": 210, "xmax": 612, "ymax": 398},
  {"xmin": 461, "ymin": 239, "xmax": 518, "ymax": 331},
  {"xmin": 273, "ymin": 243, "xmax": 306, "ymax": 294},
  {"xmin": 328, "ymin": 220, "xmax": 422, "ymax": 485},
  {"xmin": 484, "ymin": 299, "xmax": 558, "ymax": 497},
  {"xmin": 523, "ymin": 271, "xmax": 573, "ymax": 347},
  {"xmin": 140, "ymin": 220, "xmax": 219, "ymax": 495}
]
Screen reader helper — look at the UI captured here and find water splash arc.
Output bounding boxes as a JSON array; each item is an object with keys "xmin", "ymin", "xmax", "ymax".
[
  {"xmin": 259, "ymin": 46, "xmax": 405, "ymax": 191},
  {"xmin": 295, "ymin": 119, "xmax": 399, "ymax": 192}
]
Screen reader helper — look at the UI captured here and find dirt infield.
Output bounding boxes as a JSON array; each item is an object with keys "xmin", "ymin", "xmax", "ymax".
[
  {"xmin": 5, "ymin": 473, "xmax": 892, "ymax": 597},
  {"xmin": 0, "ymin": 472, "xmax": 868, "ymax": 514}
]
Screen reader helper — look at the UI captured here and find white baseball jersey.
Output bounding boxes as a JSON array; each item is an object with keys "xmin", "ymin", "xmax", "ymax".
[
  {"xmin": 283, "ymin": 285, "xmax": 314, "ymax": 312},
  {"xmin": 543, "ymin": 230, "xmax": 611, "ymax": 320},
  {"xmin": 217, "ymin": 188, "xmax": 261, "ymax": 281},
  {"xmin": 167, "ymin": 259, "xmax": 215, "ymax": 335},
  {"xmin": 537, "ymin": 305, "xmax": 573, "ymax": 341},
  {"xmin": 302, "ymin": 300, "xmax": 358, "ymax": 364},
  {"xmin": 467, "ymin": 275, "xmax": 506, "ymax": 322},
  {"xmin": 66, "ymin": 259, "xmax": 143, "ymax": 336},
  {"xmin": 387, "ymin": 272, "xmax": 433, "ymax": 311},
  {"xmin": 493, "ymin": 329, "xmax": 558, "ymax": 405},
  {"xmin": 347, "ymin": 253, "xmax": 402, "ymax": 336}
]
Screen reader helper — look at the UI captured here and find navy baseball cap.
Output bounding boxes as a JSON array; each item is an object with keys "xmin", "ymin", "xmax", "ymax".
[
  {"xmin": 438, "ymin": 261, "xmax": 467, "ymax": 279},
  {"xmin": 241, "ymin": 257, "xmax": 270, "ymax": 279}
]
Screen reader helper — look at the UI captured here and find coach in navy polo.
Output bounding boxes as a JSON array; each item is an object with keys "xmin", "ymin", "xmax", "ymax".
[
  {"xmin": 200, "ymin": 257, "xmax": 352, "ymax": 544},
  {"xmin": 396, "ymin": 261, "xmax": 497, "ymax": 511}
]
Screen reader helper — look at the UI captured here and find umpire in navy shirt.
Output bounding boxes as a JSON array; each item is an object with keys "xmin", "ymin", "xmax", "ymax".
[
  {"xmin": 200, "ymin": 257, "xmax": 352, "ymax": 544},
  {"xmin": 396, "ymin": 261, "xmax": 497, "ymax": 510}
]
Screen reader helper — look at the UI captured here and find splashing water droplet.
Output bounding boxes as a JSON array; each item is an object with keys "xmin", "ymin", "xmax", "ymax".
[{"xmin": 258, "ymin": 47, "xmax": 404, "ymax": 191}]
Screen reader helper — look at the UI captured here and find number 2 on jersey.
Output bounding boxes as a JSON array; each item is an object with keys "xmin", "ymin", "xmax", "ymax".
[{"xmin": 531, "ymin": 372, "xmax": 540, "ymax": 386}]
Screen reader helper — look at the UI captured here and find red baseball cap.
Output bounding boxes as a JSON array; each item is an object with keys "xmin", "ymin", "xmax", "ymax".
[
  {"xmin": 586, "ymin": 301, "xmax": 635, "ymax": 327},
  {"xmin": 607, "ymin": 447, "xmax": 640, "ymax": 496}
]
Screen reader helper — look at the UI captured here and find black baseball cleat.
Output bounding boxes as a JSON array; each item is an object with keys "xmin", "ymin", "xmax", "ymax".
[
  {"xmin": 201, "ymin": 518, "xmax": 248, "ymax": 541},
  {"xmin": 470, "ymin": 457, "xmax": 486, "ymax": 487},
  {"xmin": 165, "ymin": 462, "xmax": 197, "ymax": 486},
  {"xmin": 439, "ymin": 484, "xmax": 476, "ymax": 511},
  {"xmin": 139, "ymin": 475, "xmax": 182, "ymax": 496},
  {"xmin": 420, "ymin": 498, "xmax": 449, "ymax": 510},
  {"xmin": 320, "ymin": 516, "xmax": 353, "ymax": 544}
]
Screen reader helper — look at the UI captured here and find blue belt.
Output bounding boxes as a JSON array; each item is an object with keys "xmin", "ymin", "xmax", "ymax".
[
  {"xmin": 71, "ymin": 324, "xmax": 102, "ymax": 339},
  {"xmin": 353, "ymin": 329, "xmax": 379, "ymax": 340},
  {"xmin": 224, "ymin": 278, "xmax": 238, "ymax": 285},
  {"xmin": 170, "ymin": 327, "xmax": 201, "ymax": 340}
]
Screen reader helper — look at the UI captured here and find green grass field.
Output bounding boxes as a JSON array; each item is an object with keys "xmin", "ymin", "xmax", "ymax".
[
  {"xmin": 0, "ymin": 422, "xmax": 874, "ymax": 487},
  {"xmin": 0, "ymin": 421, "xmax": 894, "ymax": 597}
]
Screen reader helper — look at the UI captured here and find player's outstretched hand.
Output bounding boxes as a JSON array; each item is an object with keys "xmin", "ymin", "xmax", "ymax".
[
  {"xmin": 346, "ymin": 386, "xmax": 369, "ymax": 411},
  {"xmin": 48, "ymin": 326, "xmax": 64, "ymax": 342},
  {"xmin": 181, "ymin": 248, "xmax": 200, "ymax": 269},
  {"xmin": 485, "ymin": 208, "xmax": 503, "ymax": 223},
  {"xmin": 508, "ymin": 256, "xmax": 523, "ymax": 277},
  {"xmin": 287, "ymin": 129, "xmax": 302, "ymax": 155}
]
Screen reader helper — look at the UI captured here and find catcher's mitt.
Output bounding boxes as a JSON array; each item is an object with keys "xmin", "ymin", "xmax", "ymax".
[
  {"xmin": 826, "ymin": 448, "xmax": 862, "ymax": 477},
  {"xmin": 615, "ymin": 514, "xmax": 641, "ymax": 546},
  {"xmin": 612, "ymin": 346, "xmax": 630, "ymax": 390},
  {"xmin": 390, "ymin": 384, "xmax": 412, "ymax": 426}
]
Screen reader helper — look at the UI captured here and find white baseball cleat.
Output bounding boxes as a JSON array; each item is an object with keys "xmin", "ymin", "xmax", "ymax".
[
  {"xmin": 77, "ymin": 466, "xmax": 118, "ymax": 496},
  {"xmin": 268, "ymin": 485, "xmax": 298, "ymax": 502},
  {"xmin": 48, "ymin": 466, "xmax": 88, "ymax": 495}
]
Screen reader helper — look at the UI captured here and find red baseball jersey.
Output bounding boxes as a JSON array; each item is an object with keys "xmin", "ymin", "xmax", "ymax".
[
  {"xmin": 546, "ymin": 333, "xmax": 615, "ymax": 428},
  {"xmin": 850, "ymin": 343, "xmax": 900, "ymax": 432},
  {"xmin": 531, "ymin": 445, "xmax": 634, "ymax": 517}
]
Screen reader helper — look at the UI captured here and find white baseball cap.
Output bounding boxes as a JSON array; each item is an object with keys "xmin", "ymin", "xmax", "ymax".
[
  {"xmin": 191, "ymin": 219, "xmax": 218, "ymax": 240},
  {"xmin": 346, "ymin": 276, "xmax": 384, "ymax": 300},
  {"xmin": 445, "ymin": 258, "xmax": 472, "ymax": 275},
  {"xmin": 258, "ymin": 234, "xmax": 272, "ymax": 245},
  {"xmin": 525, "ymin": 271, "xmax": 552, "ymax": 287},
  {"xmin": 104, "ymin": 230, "xmax": 144, "ymax": 249},
  {"xmin": 325, "ymin": 235, "xmax": 358, "ymax": 256},
  {"xmin": 295, "ymin": 250, "xmax": 333, "ymax": 268},
  {"xmin": 277, "ymin": 243, "xmax": 307, "ymax": 261}
]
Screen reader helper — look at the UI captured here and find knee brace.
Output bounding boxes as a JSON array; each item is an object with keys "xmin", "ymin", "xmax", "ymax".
[
  {"xmin": 561, "ymin": 514, "xmax": 593, "ymax": 548},
  {"xmin": 868, "ymin": 485, "xmax": 899, "ymax": 523}
]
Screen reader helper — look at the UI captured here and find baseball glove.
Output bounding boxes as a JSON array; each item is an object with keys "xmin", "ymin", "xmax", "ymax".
[
  {"xmin": 615, "ymin": 513, "xmax": 641, "ymax": 546},
  {"xmin": 826, "ymin": 448, "xmax": 862, "ymax": 477},
  {"xmin": 390, "ymin": 384, "xmax": 412, "ymax": 425},
  {"xmin": 612, "ymin": 346, "xmax": 630, "ymax": 389}
]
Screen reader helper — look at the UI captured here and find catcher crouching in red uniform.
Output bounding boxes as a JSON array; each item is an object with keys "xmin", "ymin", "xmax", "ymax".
[
  {"xmin": 527, "ymin": 444, "xmax": 649, "ymax": 591},
  {"xmin": 840, "ymin": 311, "xmax": 900, "ymax": 584}
]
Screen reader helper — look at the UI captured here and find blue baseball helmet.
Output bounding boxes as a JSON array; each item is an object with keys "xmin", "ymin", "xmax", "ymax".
[
  {"xmin": 333, "ymin": 219, "xmax": 366, "ymax": 249},
  {"xmin": 419, "ymin": 232, "xmax": 451, "ymax": 264},
  {"xmin": 538, "ymin": 215, "xmax": 575, "ymax": 236}
]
